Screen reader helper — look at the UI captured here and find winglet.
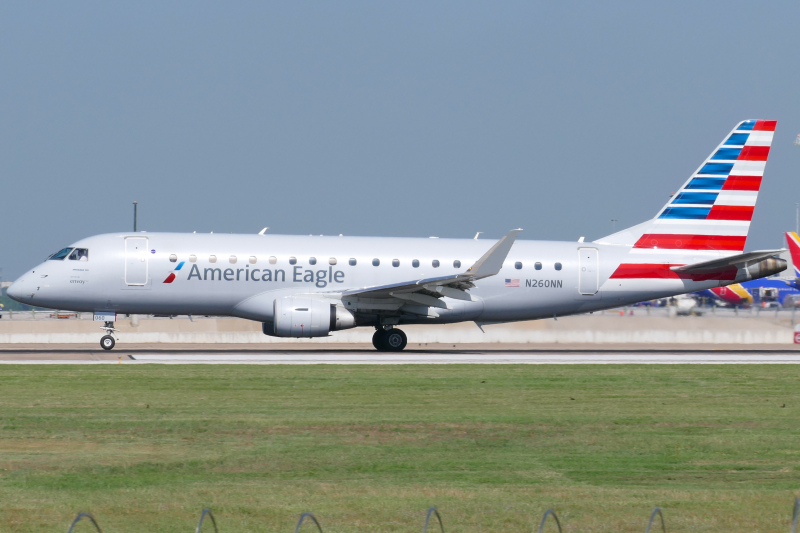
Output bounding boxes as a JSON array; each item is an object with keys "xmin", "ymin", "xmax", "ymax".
[{"xmin": 465, "ymin": 229, "xmax": 522, "ymax": 280}]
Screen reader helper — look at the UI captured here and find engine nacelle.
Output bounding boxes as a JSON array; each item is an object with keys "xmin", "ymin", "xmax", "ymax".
[
  {"xmin": 268, "ymin": 297, "xmax": 356, "ymax": 338},
  {"xmin": 735, "ymin": 257, "xmax": 787, "ymax": 282},
  {"xmin": 746, "ymin": 257, "xmax": 786, "ymax": 280}
]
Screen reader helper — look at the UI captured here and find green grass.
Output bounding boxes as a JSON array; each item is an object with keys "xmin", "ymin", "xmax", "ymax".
[{"xmin": 1, "ymin": 365, "xmax": 799, "ymax": 532}]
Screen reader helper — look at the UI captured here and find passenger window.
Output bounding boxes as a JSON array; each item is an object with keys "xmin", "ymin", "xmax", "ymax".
[
  {"xmin": 249, "ymin": 256, "xmax": 257, "ymax": 264},
  {"xmin": 392, "ymin": 259, "xmax": 400, "ymax": 267},
  {"xmin": 69, "ymin": 248, "xmax": 89, "ymax": 261},
  {"xmin": 49, "ymin": 248, "xmax": 73, "ymax": 261},
  {"xmin": 432, "ymin": 260, "xmax": 440, "ymax": 268},
  {"xmin": 229, "ymin": 255, "xmax": 237, "ymax": 264},
  {"xmin": 169, "ymin": 254, "xmax": 178, "ymax": 263},
  {"xmin": 349, "ymin": 258, "xmax": 357, "ymax": 266},
  {"xmin": 329, "ymin": 258, "xmax": 337, "ymax": 265},
  {"xmin": 209, "ymin": 255, "xmax": 217, "ymax": 263},
  {"xmin": 372, "ymin": 258, "xmax": 380, "ymax": 266},
  {"xmin": 289, "ymin": 257, "xmax": 297, "ymax": 265},
  {"xmin": 535, "ymin": 262, "xmax": 542, "ymax": 270},
  {"xmin": 189, "ymin": 255, "xmax": 197, "ymax": 263},
  {"xmin": 309, "ymin": 257, "xmax": 317, "ymax": 265},
  {"xmin": 514, "ymin": 261, "xmax": 522, "ymax": 270},
  {"xmin": 555, "ymin": 262, "xmax": 562, "ymax": 271},
  {"xmin": 412, "ymin": 259, "xmax": 419, "ymax": 268},
  {"xmin": 453, "ymin": 260, "xmax": 461, "ymax": 268},
  {"xmin": 269, "ymin": 256, "xmax": 277, "ymax": 264}
]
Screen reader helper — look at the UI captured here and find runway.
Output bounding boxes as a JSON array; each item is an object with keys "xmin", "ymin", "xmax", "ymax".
[{"xmin": 2, "ymin": 344, "xmax": 800, "ymax": 364}]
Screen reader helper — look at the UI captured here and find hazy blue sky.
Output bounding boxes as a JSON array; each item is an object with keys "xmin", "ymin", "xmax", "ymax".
[{"xmin": 2, "ymin": 2, "xmax": 799, "ymax": 279}]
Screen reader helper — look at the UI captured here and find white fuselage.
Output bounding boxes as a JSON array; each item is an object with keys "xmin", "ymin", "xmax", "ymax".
[{"xmin": 8, "ymin": 232, "xmax": 737, "ymax": 328}]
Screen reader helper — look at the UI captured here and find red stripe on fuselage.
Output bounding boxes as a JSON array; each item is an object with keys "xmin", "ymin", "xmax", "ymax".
[
  {"xmin": 163, "ymin": 273, "xmax": 176, "ymax": 283},
  {"xmin": 610, "ymin": 263, "xmax": 738, "ymax": 282},
  {"xmin": 738, "ymin": 146, "xmax": 770, "ymax": 161},
  {"xmin": 722, "ymin": 175, "xmax": 761, "ymax": 191},
  {"xmin": 707, "ymin": 205, "xmax": 754, "ymax": 221},
  {"xmin": 633, "ymin": 234, "xmax": 746, "ymax": 251}
]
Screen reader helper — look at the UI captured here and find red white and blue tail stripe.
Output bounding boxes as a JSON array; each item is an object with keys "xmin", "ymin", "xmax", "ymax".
[
  {"xmin": 646, "ymin": 119, "xmax": 775, "ymax": 249},
  {"xmin": 598, "ymin": 120, "xmax": 776, "ymax": 281}
]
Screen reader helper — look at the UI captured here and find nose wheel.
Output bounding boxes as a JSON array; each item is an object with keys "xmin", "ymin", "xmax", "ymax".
[
  {"xmin": 99, "ymin": 321, "xmax": 119, "ymax": 351},
  {"xmin": 100, "ymin": 335, "xmax": 116, "ymax": 350},
  {"xmin": 372, "ymin": 327, "xmax": 407, "ymax": 352}
]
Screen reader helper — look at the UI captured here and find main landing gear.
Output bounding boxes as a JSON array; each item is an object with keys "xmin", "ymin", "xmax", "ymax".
[
  {"xmin": 372, "ymin": 327, "xmax": 407, "ymax": 352},
  {"xmin": 100, "ymin": 321, "xmax": 118, "ymax": 351}
]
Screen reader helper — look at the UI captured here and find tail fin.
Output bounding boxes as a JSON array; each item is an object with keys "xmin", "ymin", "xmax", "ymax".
[
  {"xmin": 709, "ymin": 284, "xmax": 753, "ymax": 305},
  {"xmin": 596, "ymin": 120, "xmax": 776, "ymax": 253},
  {"xmin": 785, "ymin": 232, "xmax": 800, "ymax": 277}
]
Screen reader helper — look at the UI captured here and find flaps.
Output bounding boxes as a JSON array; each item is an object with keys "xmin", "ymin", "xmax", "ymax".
[
  {"xmin": 390, "ymin": 292, "xmax": 449, "ymax": 309},
  {"xmin": 341, "ymin": 274, "xmax": 462, "ymax": 299},
  {"xmin": 670, "ymin": 249, "xmax": 786, "ymax": 273}
]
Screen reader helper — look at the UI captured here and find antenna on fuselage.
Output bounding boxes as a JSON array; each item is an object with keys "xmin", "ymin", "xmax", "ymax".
[
  {"xmin": 474, "ymin": 232, "xmax": 483, "ymax": 239},
  {"xmin": 258, "ymin": 227, "xmax": 269, "ymax": 235}
]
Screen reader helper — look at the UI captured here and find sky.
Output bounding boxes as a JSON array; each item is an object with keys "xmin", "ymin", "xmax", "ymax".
[{"xmin": 1, "ymin": 2, "xmax": 799, "ymax": 280}]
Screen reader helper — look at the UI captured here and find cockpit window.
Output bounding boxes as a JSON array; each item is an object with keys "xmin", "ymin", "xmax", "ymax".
[
  {"xmin": 69, "ymin": 248, "xmax": 89, "ymax": 261},
  {"xmin": 48, "ymin": 248, "xmax": 73, "ymax": 260}
]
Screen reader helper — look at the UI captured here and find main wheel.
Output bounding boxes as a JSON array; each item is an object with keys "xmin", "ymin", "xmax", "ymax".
[
  {"xmin": 372, "ymin": 329, "xmax": 388, "ymax": 351},
  {"xmin": 383, "ymin": 328, "xmax": 407, "ymax": 352},
  {"xmin": 100, "ymin": 335, "xmax": 115, "ymax": 351}
]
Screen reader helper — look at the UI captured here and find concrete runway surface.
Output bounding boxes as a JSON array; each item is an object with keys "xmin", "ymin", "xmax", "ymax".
[{"xmin": 2, "ymin": 343, "xmax": 800, "ymax": 364}]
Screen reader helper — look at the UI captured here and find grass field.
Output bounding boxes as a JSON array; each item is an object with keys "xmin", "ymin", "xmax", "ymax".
[{"xmin": 1, "ymin": 365, "xmax": 799, "ymax": 532}]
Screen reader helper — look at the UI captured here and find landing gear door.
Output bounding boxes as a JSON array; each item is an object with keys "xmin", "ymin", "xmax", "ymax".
[
  {"xmin": 578, "ymin": 248, "xmax": 599, "ymax": 295},
  {"xmin": 125, "ymin": 237, "xmax": 149, "ymax": 286}
]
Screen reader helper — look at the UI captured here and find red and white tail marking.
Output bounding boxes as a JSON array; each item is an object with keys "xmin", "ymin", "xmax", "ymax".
[{"xmin": 599, "ymin": 120, "xmax": 776, "ymax": 280}]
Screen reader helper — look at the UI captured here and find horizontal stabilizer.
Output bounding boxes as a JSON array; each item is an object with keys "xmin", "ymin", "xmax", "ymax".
[{"xmin": 671, "ymin": 249, "xmax": 785, "ymax": 273}]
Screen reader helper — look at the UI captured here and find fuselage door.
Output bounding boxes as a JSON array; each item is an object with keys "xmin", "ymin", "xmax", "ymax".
[
  {"xmin": 125, "ymin": 237, "xmax": 149, "ymax": 286},
  {"xmin": 578, "ymin": 247, "xmax": 599, "ymax": 295}
]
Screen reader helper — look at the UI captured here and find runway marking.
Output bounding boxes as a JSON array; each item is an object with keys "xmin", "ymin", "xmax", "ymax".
[{"xmin": 3, "ymin": 352, "xmax": 800, "ymax": 364}]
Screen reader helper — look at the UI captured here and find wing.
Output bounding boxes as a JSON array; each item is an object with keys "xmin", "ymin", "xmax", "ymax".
[{"xmin": 340, "ymin": 229, "xmax": 522, "ymax": 312}]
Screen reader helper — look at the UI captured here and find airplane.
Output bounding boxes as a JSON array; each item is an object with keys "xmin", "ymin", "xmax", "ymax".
[
  {"xmin": 7, "ymin": 120, "xmax": 787, "ymax": 351},
  {"xmin": 701, "ymin": 283, "xmax": 754, "ymax": 306}
]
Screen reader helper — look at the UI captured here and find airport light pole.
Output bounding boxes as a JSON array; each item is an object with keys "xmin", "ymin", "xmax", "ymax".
[
  {"xmin": 133, "ymin": 200, "xmax": 138, "ymax": 232},
  {"xmin": 611, "ymin": 219, "xmax": 618, "ymax": 233}
]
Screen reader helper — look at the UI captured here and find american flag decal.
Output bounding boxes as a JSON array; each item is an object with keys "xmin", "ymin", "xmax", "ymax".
[{"xmin": 505, "ymin": 278, "xmax": 520, "ymax": 287}]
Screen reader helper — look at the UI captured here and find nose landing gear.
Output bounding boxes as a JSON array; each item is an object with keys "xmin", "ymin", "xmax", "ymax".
[
  {"xmin": 100, "ymin": 335, "xmax": 116, "ymax": 350},
  {"xmin": 100, "ymin": 321, "xmax": 118, "ymax": 351},
  {"xmin": 372, "ymin": 327, "xmax": 407, "ymax": 352}
]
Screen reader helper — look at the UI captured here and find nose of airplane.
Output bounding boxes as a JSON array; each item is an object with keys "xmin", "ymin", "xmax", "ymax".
[{"xmin": 6, "ymin": 279, "xmax": 26, "ymax": 303}]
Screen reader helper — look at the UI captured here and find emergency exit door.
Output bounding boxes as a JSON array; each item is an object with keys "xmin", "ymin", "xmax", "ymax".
[
  {"xmin": 125, "ymin": 237, "xmax": 149, "ymax": 285},
  {"xmin": 578, "ymin": 248, "xmax": 599, "ymax": 295}
]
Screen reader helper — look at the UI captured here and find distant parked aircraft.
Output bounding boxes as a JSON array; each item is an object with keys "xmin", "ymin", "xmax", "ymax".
[
  {"xmin": 8, "ymin": 120, "xmax": 786, "ymax": 350},
  {"xmin": 785, "ymin": 231, "xmax": 800, "ymax": 281}
]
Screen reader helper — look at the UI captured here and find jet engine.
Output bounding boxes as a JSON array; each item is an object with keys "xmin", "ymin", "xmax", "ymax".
[
  {"xmin": 744, "ymin": 257, "xmax": 786, "ymax": 280},
  {"xmin": 264, "ymin": 297, "xmax": 356, "ymax": 338}
]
